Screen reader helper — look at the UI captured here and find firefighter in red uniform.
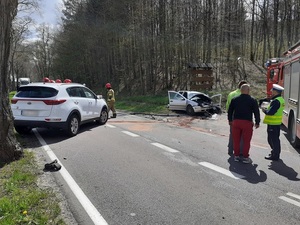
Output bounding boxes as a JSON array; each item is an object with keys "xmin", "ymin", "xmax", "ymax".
[{"xmin": 105, "ymin": 83, "xmax": 116, "ymax": 118}]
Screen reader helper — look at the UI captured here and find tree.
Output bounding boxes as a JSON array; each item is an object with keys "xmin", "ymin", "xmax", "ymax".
[{"xmin": 0, "ymin": 0, "xmax": 23, "ymax": 163}]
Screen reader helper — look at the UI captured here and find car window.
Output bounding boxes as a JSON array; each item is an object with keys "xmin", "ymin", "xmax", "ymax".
[
  {"xmin": 16, "ymin": 86, "xmax": 58, "ymax": 98},
  {"xmin": 81, "ymin": 87, "xmax": 96, "ymax": 99},
  {"xmin": 169, "ymin": 92, "xmax": 177, "ymax": 99},
  {"xmin": 67, "ymin": 87, "xmax": 85, "ymax": 97},
  {"xmin": 174, "ymin": 93, "xmax": 185, "ymax": 100}
]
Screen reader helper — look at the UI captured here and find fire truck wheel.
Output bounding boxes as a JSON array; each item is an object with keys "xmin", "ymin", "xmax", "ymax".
[{"xmin": 288, "ymin": 114, "xmax": 300, "ymax": 148}]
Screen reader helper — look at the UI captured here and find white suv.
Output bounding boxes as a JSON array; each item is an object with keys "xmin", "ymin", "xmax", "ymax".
[{"xmin": 11, "ymin": 82, "xmax": 108, "ymax": 136}]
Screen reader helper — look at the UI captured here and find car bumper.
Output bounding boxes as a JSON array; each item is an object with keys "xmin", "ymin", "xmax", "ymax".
[
  {"xmin": 14, "ymin": 120, "xmax": 68, "ymax": 130},
  {"xmin": 193, "ymin": 105, "xmax": 211, "ymax": 113}
]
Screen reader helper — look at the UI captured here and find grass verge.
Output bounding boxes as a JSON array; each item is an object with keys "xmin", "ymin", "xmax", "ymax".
[
  {"xmin": 0, "ymin": 151, "xmax": 66, "ymax": 225},
  {"xmin": 116, "ymin": 95, "xmax": 170, "ymax": 114}
]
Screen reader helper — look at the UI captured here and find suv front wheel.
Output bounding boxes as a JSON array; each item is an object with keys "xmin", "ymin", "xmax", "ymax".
[
  {"xmin": 66, "ymin": 114, "xmax": 80, "ymax": 137},
  {"xmin": 97, "ymin": 108, "xmax": 108, "ymax": 125}
]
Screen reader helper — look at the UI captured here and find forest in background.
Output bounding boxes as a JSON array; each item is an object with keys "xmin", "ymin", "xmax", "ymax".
[{"xmin": 10, "ymin": 0, "xmax": 300, "ymax": 95}]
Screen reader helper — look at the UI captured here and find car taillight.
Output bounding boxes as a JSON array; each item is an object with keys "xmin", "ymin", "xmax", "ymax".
[
  {"xmin": 11, "ymin": 99, "xmax": 18, "ymax": 104},
  {"xmin": 43, "ymin": 100, "xmax": 67, "ymax": 105}
]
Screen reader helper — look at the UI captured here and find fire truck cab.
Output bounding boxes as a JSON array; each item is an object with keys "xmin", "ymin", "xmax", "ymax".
[{"xmin": 265, "ymin": 58, "xmax": 284, "ymax": 99}]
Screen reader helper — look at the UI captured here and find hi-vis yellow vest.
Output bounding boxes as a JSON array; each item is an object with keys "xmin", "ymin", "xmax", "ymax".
[{"xmin": 263, "ymin": 96, "xmax": 285, "ymax": 125}]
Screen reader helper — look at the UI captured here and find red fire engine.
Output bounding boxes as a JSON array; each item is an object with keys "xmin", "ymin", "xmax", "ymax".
[{"xmin": 264, "ymin": 40, "xmax": 300, "ymax": 147}]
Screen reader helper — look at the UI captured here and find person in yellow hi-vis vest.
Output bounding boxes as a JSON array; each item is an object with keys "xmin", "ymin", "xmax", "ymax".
[
  {"xmin": 105, "ymin": 83, "xmax": 116, "ymax": 118},
  {"xmin": 262, "ymin": 84, "xmax": 285, "ymax": 161}
]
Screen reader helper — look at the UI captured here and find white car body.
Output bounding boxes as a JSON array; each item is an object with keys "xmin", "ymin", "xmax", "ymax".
[
  {"xmin": 11, "ymin": 82, "xmax": 108, "ymax": 136},
  {"xmin": 168, "ymin": 90, "xmax": 222, "ymax": 115}
]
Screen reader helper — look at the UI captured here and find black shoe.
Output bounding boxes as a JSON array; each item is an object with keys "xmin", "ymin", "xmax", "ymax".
[{"xmin": 264, "ymin": 155, "xmax": 279, "ymax": 161}]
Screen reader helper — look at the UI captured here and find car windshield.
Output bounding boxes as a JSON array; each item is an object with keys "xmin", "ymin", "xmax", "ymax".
[
  {"xmin": 16, "ymin": 86, "xmax": 58, "ymax": 98},
  {"xmin": 20, "ymin": 80, "xmax": 30, "ymax": 85}
]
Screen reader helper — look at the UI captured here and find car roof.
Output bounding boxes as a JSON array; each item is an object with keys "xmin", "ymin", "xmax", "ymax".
[
  {"xmin": 25, "ymin": 82, "xmax": 85, "ymax": 88},
  {"xmin": 179, "ymin": 90, "xmax": 204, "ymax": 94}
]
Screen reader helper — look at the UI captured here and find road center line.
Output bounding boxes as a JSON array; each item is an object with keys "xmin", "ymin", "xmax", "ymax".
[
  {"xmin": 286, "ymin": 192, "xmax": 300, "ymax": 200},
  {"xmin": 122, "ymin": 131, "xmax": 140, "ymax": 137},
  {"xmin": 151, "ymin": 143, "xmax": 179, "ymax": 153},
  {"xmin": 279, "ymin": 196, "xmax": 300, "ymax": 208},
  {"xmin": 33, "ymin": 129, "xmax": 108, "ymax": 225},
  {"xmin": 198, "ymin": 162, "xmax": 245, "ymax": 179}
]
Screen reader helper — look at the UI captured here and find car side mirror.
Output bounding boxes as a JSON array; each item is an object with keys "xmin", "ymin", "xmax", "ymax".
[{"xmin": 97, "ymin": 95, "xmax": 103, "ymax": 99}]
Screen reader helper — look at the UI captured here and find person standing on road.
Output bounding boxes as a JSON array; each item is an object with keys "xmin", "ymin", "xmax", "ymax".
[
  {"xmin": 228, "ymin": 84, "xmax": 260, "ymax": 163},
  {"xmin": 226, "ymin": 80, "xmax": 247, "ymax": 155},
  {"xmin": 105, "ymin": 83, "xmax": 117, "ymax": 118},
  {"xmin": 262, "ymin": 84, "xmax": 285, "ymax": 161}
]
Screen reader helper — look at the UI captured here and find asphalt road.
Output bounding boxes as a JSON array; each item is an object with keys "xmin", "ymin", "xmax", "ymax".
[{"xmin": 28, "ymin": 111, "xmax": 300, "ymax": 225}]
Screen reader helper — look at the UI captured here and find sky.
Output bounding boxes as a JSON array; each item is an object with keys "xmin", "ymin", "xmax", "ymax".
[
  {"xmin": 33, "ymin": 0, "xmax": 64, "ymax": 26},
  {"xmin": 18, "ymin": 0, "xmax": 64, "ymax": 42}
]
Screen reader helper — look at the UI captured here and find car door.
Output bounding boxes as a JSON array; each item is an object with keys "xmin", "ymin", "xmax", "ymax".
[
  {"xmin": 168, "ymin": 91, "xmax": 187, "ymax": 111},
  {"xmin": 81, "ymin": 87, "xmax": 101, "ymax": 119},
  {"xmin": 210, "ymin": 94, "xmax": 222, "ymax": 107},
  {"xmin": 68, "ymin": 87, "xmax": 90, "ymax": 121}
]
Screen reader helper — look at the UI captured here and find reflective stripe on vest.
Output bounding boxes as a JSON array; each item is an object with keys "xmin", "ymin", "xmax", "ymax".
[{"xmin": 263, "ymin": 96, "xmax": 285, "ymax": 125}]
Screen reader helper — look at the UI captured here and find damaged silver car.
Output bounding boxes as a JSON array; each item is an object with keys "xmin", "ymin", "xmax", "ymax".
[{"xmin": 168, "ymin": 91, "xmax": 222, "ymax": 116}]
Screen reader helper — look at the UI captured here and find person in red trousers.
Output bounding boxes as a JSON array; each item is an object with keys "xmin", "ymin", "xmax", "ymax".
[{"xmin": 227, "ymin": 84, "xmax": 260, "ymax": 163}]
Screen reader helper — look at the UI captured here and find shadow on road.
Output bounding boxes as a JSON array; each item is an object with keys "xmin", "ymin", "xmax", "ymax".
[
  {"xmin": 227, "ymin": 156, "xmax": 267, "ymax": 184},
  {"xmin": 267, "ymin": 159, "xmax": 300, "ymax": 181},
  {"xmin": 281, "ymin": 124, "xmax": 300, "ymax": 155}
]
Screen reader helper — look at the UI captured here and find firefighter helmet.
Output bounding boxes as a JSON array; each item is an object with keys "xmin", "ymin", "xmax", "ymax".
[
  {"xmin": 43, "ymin": 77, "xmax": 50, "ymax": 83},
  {"xmin": 55, "ymin": 79, "xmax": 62, "ymax": 83},
  {"xmin": 64, "ymin": 79, "xmax": 72, "ymax": 83},
  {"xmin": 105, "ymin": 83, "xmax": 111, "ymax": 89}
]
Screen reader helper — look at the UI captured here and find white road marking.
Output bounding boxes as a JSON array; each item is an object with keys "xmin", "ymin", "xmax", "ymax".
[
  {"xmin": 122, "ymin": 131, "xmax": 140, "ymax": 137},
  {"xmin": 151, "ymin": 143, "xmax": 179, "ymax": 153},
  {"xmin": 198, "ymin": 162, "xmax": 245, "ymax": 179},
  {"xmin": 106, "ymin": 124, "xmax": 116, "ymax": 128},
  {"xmin": 287, "ymin": 192, "xmax": 300, "ymax": 200},
  {"xmin": 33, "ymin": 129, "xmax": 108, "ymax": 225},
  {"xmin": 279, "ymin": 196, "xmax": 300, "ymax": 208}
]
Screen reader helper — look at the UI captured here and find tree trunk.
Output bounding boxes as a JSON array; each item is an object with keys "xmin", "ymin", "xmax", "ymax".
[{"xmin": 0, "ymin": 0, "xmax": 23, "ymax": 164}]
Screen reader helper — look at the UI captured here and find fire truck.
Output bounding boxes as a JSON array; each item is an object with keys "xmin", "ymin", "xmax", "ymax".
[{"xmin": 264, "ymin": 40, "xmax": 300, "ymax": 147}]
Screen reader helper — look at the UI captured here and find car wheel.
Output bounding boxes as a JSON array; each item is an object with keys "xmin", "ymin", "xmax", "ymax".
[
  {"xmin": 15, "ymin": 126, "xmax": 32, "ymax": 134},
  {"xmin": 186, "ymin": 105, "xmax": 195, "ymax": 116},
  {"xmin": 97, "ymin": 108, "xmax": 108, "ymax": 125},
  {"xmin": 66, "ymin": 114, "xmax": 79, "ymax": 137}
]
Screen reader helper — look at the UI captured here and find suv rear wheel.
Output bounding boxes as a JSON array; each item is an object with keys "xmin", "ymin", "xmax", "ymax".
[{"xmin": 66, "ymin": 114, "xmax": 79, "ymax": 136}]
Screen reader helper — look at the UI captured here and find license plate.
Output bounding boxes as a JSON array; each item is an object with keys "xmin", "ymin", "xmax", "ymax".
[{"xmin": 22, "ymin": 110, "xmax": 38, "ymax": 116}]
